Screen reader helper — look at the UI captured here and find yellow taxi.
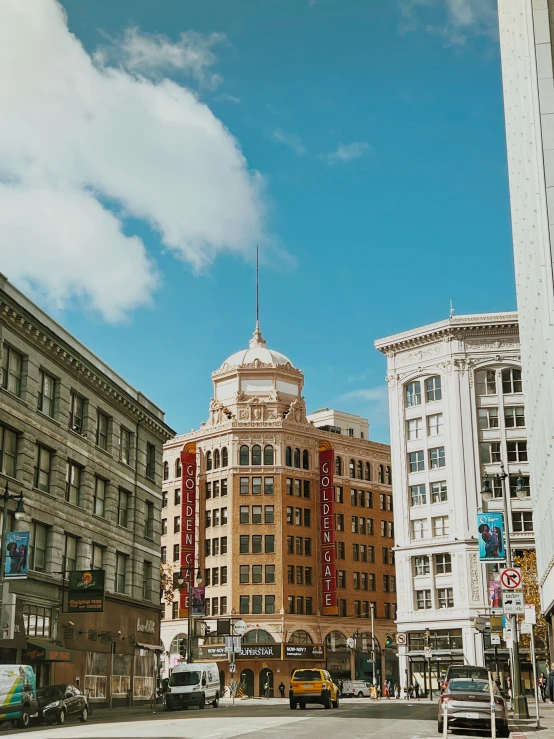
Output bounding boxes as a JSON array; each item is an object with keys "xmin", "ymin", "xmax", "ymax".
[{"xmin": 289, "ymin": 668, "xmax": 339, "ymax": 710}]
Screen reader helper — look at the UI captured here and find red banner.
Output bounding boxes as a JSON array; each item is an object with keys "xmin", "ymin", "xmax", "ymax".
[
  {"xmin": 179, "ymin": 444, "xmax": 197, "ymax": 617},
  {"xmin": 319, "ymin": 445, "xmax": 338, "ymax": 615}
]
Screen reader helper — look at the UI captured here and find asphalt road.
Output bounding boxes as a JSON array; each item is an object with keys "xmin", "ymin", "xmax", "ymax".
[{"xmin": 0, "ymin": 698, "xmax": 504, "ymax": 739}]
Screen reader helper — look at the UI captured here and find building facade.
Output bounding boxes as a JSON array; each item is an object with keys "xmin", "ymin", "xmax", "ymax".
[
  {"xmin": 0, "ymin": 274, "xmax": 174, "ymax": 704},
  {"xmin": 376, "ymin": 313, "xmax": 534, "ymax": 694},
  {"xmin": 161, "ymin": 326, "xmax": 396, "ymax": 696},
  {"xmin": 497, "ymin": 0, "xmax": 554, "ymax": 635}
]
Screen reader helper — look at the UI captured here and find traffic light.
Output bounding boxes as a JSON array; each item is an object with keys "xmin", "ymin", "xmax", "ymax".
[{"xmin": 385, "ymin": 634, "xmax": 393, "ymax": 647}]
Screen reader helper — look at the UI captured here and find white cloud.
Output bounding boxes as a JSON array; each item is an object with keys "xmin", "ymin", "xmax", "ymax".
[
  {"xmin": 326, "ymin": 141, "xmax": 369, "ymax": 163},
  {"xmin": 96, "ymin": 27, "xmax": 226, "ymax": 89},
  {"xmin": 0, "ymin": 0, "xmax": 266, "ymax": 321},
  {"xmin": 399, "ymin": 0, "xmax": 498, "ymax": 46},
  {"xmin": 216, "ymin": 93, "xmax": 241, "ymax": 104},
  {"xmin": 336, "ymin": 385, "xmax": 390, "ymax": 428},
  {"xmin": 272, "ymin": 128, "xmax": 306, "ymax": 155}
]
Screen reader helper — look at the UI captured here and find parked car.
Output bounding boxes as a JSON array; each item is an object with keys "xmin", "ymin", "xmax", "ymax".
[
  {"xmin": 341, "ymin": 680, "xmax": 370, "ymax": 697},
  {"xmin": 289, "ymin": 668, "xmax": 339, "ymax": 710},
  {"xmin": 37, "ymin": 684, "xmax": 89, "ymax": 725},
  {"xmin": 0, "ymin": 665, "xmax": 37, "ymax": 729},
  {"xmin": 437, "ymin": 678, "xmax": 509, "ymax": 737}
]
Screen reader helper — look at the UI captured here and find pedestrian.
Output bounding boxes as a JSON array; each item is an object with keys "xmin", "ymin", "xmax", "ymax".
[
  {"xmin": 539, "ymin": 672, "xmax": 547, "ymax": 702},
  {"xmin": 394, "ymin": 682, "xmax": 400, "ymax": 699},
  {"xmin": 263, "ymin": 680, "xmax": 269, "ymax": 698},
  {"xmin": 414, "ymin": 682, "xmax": 420, "ymax": 700},
  {"xmin": 546, "ymin": 664, "xmax": 554, "ymax": 701},
  {"xmin": 279, "ymin": 681, "xmax": 285, "ymax": 698},
  {"xmin": 338, "ymin": 679, "xmax": 343, "ymax": 697}
]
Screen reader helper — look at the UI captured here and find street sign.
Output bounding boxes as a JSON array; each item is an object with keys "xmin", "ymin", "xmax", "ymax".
[
  {"xmin": 520, "ymin": 622, "xmax": 533, "ymax": 635},
  {"xmin": 396, "ymin": 633, "xmax": 407, "ymax": 645},
  {"xmin": 229, "ymin": 663, "xmax": 236, "ymax": 673},
  {"xmin": 424, "ymin": 646, "xmax": 432, "ymax": 658},
  {"xmin": 472, "ymin": 617, "xmax": 487, "ymax": 632},
  {"xmin": 233, "ymin": 619, "xmax": 248, "ymax": 636},
  {"xmin": 346, "ymin": 637, "xmax": 355, "ymax": 650},
  {"xmin": 500, "ymin": 567, "xmax": 522, "ymax": 590},
  {"xmin": 503, "ymin": 591, "xmax": 524, "ymax": 614},
  {"xmin": 525, "ymin": 604, "xmax": 536, "ymax": 625},
  {"xmin": 504, "ymin": 627, "xmax": 513, "ymax": 648},
  {"xmin": 490, "ymin": 633, "xmax": 501, "ymax": 645},
  {"xmin": 225, "ymin": 636, "xmax": 242, "ymax": 651}
]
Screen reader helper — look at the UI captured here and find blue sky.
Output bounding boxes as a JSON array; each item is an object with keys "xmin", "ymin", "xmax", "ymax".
[{"xmin": 2, "ymin": 0, "xmax": 510, "ymax": 441}]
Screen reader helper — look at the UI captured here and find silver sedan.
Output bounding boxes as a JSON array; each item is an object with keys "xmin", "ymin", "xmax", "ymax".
[{"xmin": 437, "ymin": 679, "xmax": 509, "ymax": 737}]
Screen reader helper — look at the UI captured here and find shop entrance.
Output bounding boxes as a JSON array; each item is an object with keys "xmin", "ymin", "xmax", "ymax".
[
  {"xmin": 259, "ymin": 668, "xmax": 273, "ymax": 697},
  {"xmin": 240, "ymin": 669, "xmax": 254, "ymax": 697},
  {"xmin": 409, "ymin": 657, "xmax": 463, "ymax": 697}
]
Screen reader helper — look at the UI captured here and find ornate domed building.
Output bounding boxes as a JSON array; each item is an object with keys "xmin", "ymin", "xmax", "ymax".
[{"xmin": 160, "ymin": 325, "xmax": 396, "ymax": 696}]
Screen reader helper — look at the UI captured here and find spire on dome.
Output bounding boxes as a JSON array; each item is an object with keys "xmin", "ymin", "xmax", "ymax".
[
  {"xmin": 249, "ymin": 323, "xmax": 267, "ymax": 348},
  {"xmin": 249, "ymin": 245, "xmax": 267, "ymax": 348}
]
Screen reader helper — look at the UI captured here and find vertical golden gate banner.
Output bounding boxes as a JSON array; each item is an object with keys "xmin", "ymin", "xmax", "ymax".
[
  {"xmin": 179, "ymin": 442, "xmax": 197, "ymax": 617},
  {"xmin": 319, "ymin": 442, "xmax": 338, "ymax": 615}
]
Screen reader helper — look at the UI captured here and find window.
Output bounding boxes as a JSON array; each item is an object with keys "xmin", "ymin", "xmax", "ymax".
[
  {"xmin": 512, "ymin": 511, "xmax": 533, "ymax": 532},
  {"xmin": 205, "ymin": 540, "xmax": 211, "ymax": 557},
  {"xmin": 349, "ymin": 459, "xmax": 355, "ymax": 478},
  {"xmin": 432, "ymin": 515, "xmax": 449, "ymax": 537},
  {"xmin": 476, "ymin": 369, "xmax": 497, "ymax": 396},
  {"xmin": 175, "ymin": 459, "xmax": 182, "ymax": 477},
  {"xmin": 240, "ymin": 506, "xmax": 249, "ymax": 524},
  {"xmin": 414, "ymin": 555, "xmax": 430, "ymax": 576},
  {"xmin": 264, "ymin": 477, "xmax": 274, "ymax": 495},
  {"xmin": 171, "ymin": 602, "xmax": 178, "ymax": 619},
  {"xmin": 144, "ymin": 501, "xmax": 154, "ymax": 539},
  {"xmin": 161, "ymin": 546, "xmax": 166, "ymax": 563},
  {"xmin": 162, "ymin": 519, "xmax": 167, "ymax": 535},
  {"xmin": 409, "ymin": 451, "xmax": 424, "ymax": 473},
  {"xmin": 221, "ymin": 567, "xmax": 228, "ymax": 585},
  {"xmin": 174, "ymin": 516, "xmax": 180, "ymax": 533},
  {"xmin": 30, "ymin": 523, "xmax": 48, "ymax": 572},
  {"xmin": 222, "ymin": 447, "xmax": 228, "ymax": 467},
  {"xmin": 352, "ymin": 516, "xmax": 358, "ymax": 534},
  {"xmin": 0, "ymin": 425, "xmax": 17, "ymax": 478},
  {"xmin": 162, "ymin": 491, "xmax": 168, "ymax": 509},
  {"xmin": 410, "ymin": 484, "xmax": 426, "ymax": 506},
  {"xmin": 287, "ymin": 536, "xmax": 294, "ymax": 554},
  {"xmin": 173, "ymin": 543, "xmax": 179, "ymax": 561},
  {"xmin": 357, "ymin": 460, "xmax": 363, "ymax": 479},
  {"xmin": 367, "ymin": 518, "xmax": 374, "ymax": 535},
  {"xmin": 431, "ymin": 480, "xmax": 448, "ymax": 503},
  {"xmin": 359, "ymin": 517, "xmax": 366, "ymax": 535},
  {"xmin": 265, "ymin": 505, "xmax": 274, "ymax": 524},
  {"xmin": 1, "ymin": 345, "xmax": 23, "ymax": 396},
  {"xmin": 142, "ymin": 561, "xmax": 153, "ymax": 600},
  {"xmin": 337, "ymin": 541, "xmax": 345, "ymax": 559},
  {"xmin": 416, "ymin": 589, "xmax": 432, "ymax": 609},
  {"xmin": 480, "ymin": 442, "xmax": 501, "ymax": 464},
  {"xmin": 353, "ymin": 543, "xmax": 359, "ymax": 561},
  {"xmin": 369, "ymin": 573, "xmax": 376, "ymax": 590},
  {"xmin": 435, "ymin": 553, "xmax": 452, "ymax": 574},
  {"xmin": 222, "ymin": 479, "xmax": 228, "ymax": 496},
  {"xmin": 337, "ymin": 570, "xmax": 346, "ymax": 588},
  {"xmin": 205, "ymin": 482, "xmax": 211, "ymax": 499},
  {"xmin": 251, "ymin": 505, "xmax": 262, "ymax": 524},
  {"xmin": 206, "ymin": 451, "xmax": 212, "ymax": 471},
  {"xmin": 296, "ymin": 566, "xmax": 303, "ymax": 585},
  {"xmin": 265, "ymin": 565, "xmax": 275, "ymax": 584},
  {"xmin": 252, "ymin": 477, "xmax": 262, "ymax": 495},
  {"xmin": 294, "ymin": 479, "xmax": 301, "ymax": 497},
  {"xmin": 368, "ymin": 545, "xmax": 375, "ymax": 563},
  {"xmin": 478, "ymin": 408, "xmax": 499, "ymax": 430},
  {"xmin": 65, "ymin": 461, "xmax": 82, "ymax": 506},
  {"xmin": 365, "ymin": 462, "xmax": 371, "ymax": 481},
  {"xmin": 252, "ymin": 445, "xmax": 262, "ymax": 465},
  {"xmin": 351, "ymin": 489, "xmax": 358, "ymax": 507},
  {"xmin": 91, "ymin": 543, "xmax": 104, "ymax": 570},
  {"xmin": 174, "ymin": 488, "xmax": 181, "ymax": 505},
  {"xmin": 213, "ymin": 538, "xmax": 220, "ymax": 556},
  {"xmin": 263, "ymin": 445, "xmax": 274, "ymax": 465},
  {"xmin": 22, "ymin": 604, "xmax": 53, "ymax": 639},
  {"xmin": 252, "ymin": 596, "xmax": 263, "ymax": 614},
  {"xmin": 305, "ymin": 567, "xmax": 312, "ymax": 586},
  {"xmin": 406, "ymin": 381, "xmax": 421, "ymax": 407},
  {"xmin": 265, "ymin": 535, "xmax": 275, "ymax": 553},
  {"xmin": 94, "ymin": 477, "xmax": 106, "ymax": 517},
  {"xmin": 335, "ymin": 457, "xmax": 343, "ymax": 475},
  {"xmin": 240, "ymin": 535, "xmax": 249, "ymax": 554},
  {"xmin": 360, "ymin": 544, "xmax": 367, "ymax": 562},
  {"xmin": 34, "ymin": 445, "xmax": 52, "ymax": 492},
  {"xmin": 425, "ymin": 376, "xmax": 442, "ymax": 402},
  {"xmin": 339, "ymin": 600, "xmax": 347, "ymax": 617},
  {"xmin": 303, "ymin": 450, "xmax": 310, "ymax": 470},
  {"xmin": 222, "ymin": 507, "xmax": 228, "ymax": 525},
  {"xmin": 64, "ymin": 534, "xmax": 78, "ymax": 573},
  {"xmin": 502, "ymin": 368, "xmax": 522, "ymax": 394},
  {"xmin": 505, "ymin": 406, "xmax": 525, "ymax": 428},
  {"xmin": 288, "ymin": 595, "xmax": 295, "ymax": 614},
  {"xmin": 240, "ymin": 565, "xmax": 250, "ymax": 584},
  {"xmin": 38, "ymin": 370, "xmax": 56, "ymax": 417},
  {"xmin": 437, "ymin": 588, "xmax": 454, "ymax": 608},
  {"xmin": 239, "ymin": 445, "xmax": 249, "ymax": 465},
  {"xmin": 294, "ymin": 448, "xmax": 301, "ymax": 468},
  {"xmin": 214, "ymin": 449, "xmax": 220, "ymax": 469},
  {"xmin": 96, "ymin": 411, "xmax": 109, "ymax": 451},
  {"xmin": 429, "ymin": 447, "xmax": 446, "ymax": 469},
  {"xmin": 407, "ymin": 418, "xmax": 423, "ymax": 440},
  {"xmin": 382, "ymin": 547, "xmax": 389, "ymax": 564},
  {"xmin": 380, "ymin": 493, "xmax": 386, "ymax": 510},
  {"xmin": 296, "ymin": 537, "xmax": 303, "ymax": 555},
  {"xmin": 412, "ymin": 518, "xmax": 429, "ymax": 539},
  {"xmin": 335, "ymin": 486, "xmax": 344, "ymax": 503},
  {"xmin": 286, "ymin": 447, "xmax": 292, "ymax": 466},
  {"xmin": 383, "ymin": 574, "xmax": 390, "ymax": 592},
  {"xmin": 240, "ymin": 596, "xmax": 249, "ymax": 614},
  {"xmin": 302, "ymin": 480, "xmax": 310, "ymax": 499},
  {"xmin": 146, "ymin": 443, "xmax": 156, "ymax": 480},
  {"xmin": 287, "ymin": 565, "xmax": 294, "ymax": 584},
  {"xmin": 510, "ymin": 475, "xmax": 530, "ymax": 498},
  {"xmin": 163, "ymin": 461, "xmax": 169, "ymax": 481},
  {"xmin": 305, "ymin": 537, "xmax": 312, "ymax": 555},
  {"xmin": 380, "ymin": 520, "xmax": 386, "ymax": 537},
  {"xmin": 427, "ymin": 413, "xmax": 443, "ymax": 436},
  {"xmin": 507, "ymin": 441, "xmax": 528, "ymax": 462},
  {"xmin": 265, "ymin": 595, "xmax": 275, "ymax": 614},
  {"xmin": 240, "ymin": 477, "xmax": 249, "ymax": 495}
]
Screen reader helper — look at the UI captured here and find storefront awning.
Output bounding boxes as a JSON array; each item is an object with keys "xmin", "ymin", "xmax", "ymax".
[{"xmin": 23, "ymin": 640, "xmax": 74, "ymax": 663}]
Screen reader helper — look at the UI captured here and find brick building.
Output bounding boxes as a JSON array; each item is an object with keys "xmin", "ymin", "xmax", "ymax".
[{"xmin": 161, "ymin": 325, "xmax": 396, "ymax": 696}]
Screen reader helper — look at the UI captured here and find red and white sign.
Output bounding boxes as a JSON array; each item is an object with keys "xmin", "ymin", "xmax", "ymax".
[
  {"xmin": 179, "ymin": 443, "xmax": 197, "ymax": 618},
  {"xmin": 524, "ymin": 604, "xmax": 536, "ymax": 625},
  {"xmin": 396, "ymin": 633, "xmax": 407, "ymax": 646},
  {"xmin": 319, "ymin": 444, "xmax": 338, "ymax": 615},
  {"xmin": 500, "ymin": 568, "xmax": 522, "ymax": 590}
]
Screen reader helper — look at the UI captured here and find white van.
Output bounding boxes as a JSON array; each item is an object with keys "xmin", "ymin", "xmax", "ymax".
[
  {"xmin": 164, "ymin": 662, "xmax": 220, "ymax": 710},
  {"xmin": 341, "ymin": 680, "xmax": 370, "ymax": 697},
  {"xmin": 0, "ymin": 665, "xmax": 38, "ymax": 728}
]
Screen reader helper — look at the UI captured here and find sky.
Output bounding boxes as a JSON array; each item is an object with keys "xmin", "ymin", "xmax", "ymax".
[{"xmin": 0, "ymin": 0, "xmax": 511, "ymax": 442}]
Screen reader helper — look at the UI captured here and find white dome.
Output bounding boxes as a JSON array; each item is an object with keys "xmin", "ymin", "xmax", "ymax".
[{"xmin": 220, "ymin": 325, "xmax": 294, "ymax": 369}]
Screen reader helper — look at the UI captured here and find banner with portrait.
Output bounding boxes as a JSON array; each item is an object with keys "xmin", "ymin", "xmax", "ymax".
[
  {"xmin": 4, "ymin": 532, "xmax": 29, "ymax": 578},
  {"xmin": 476, "ymin": 512, "xmax": 505, "ymax": 561}
]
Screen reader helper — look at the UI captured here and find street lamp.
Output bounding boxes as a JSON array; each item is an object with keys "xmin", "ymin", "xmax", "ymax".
[
  {"xmin": 176, "ymin": 566, "xmax": 202, "ymax": 663},
  {"xmin": 481, "ymin": 462, "xmax": 529, "ymax": 719}
]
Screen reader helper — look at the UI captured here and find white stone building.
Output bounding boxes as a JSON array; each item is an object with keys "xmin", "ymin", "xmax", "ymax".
[
  {"xmin": 497, "ymin": 0, "xmax": 554, "ymax": 636},
  {"xmin": 376, "ymin": 313, "xmax": 534, "ymax": 694}
]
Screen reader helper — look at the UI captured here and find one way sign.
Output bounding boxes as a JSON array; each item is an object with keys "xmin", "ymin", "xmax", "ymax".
[{"xmin": 500, "ymin": 567, "xmax": 522, "ymax": 590}]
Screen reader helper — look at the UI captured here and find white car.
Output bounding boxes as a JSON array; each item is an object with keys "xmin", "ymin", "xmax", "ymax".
[{"xmin": 341, "ymin": 680, "xmax": 370, "ymax": 697}]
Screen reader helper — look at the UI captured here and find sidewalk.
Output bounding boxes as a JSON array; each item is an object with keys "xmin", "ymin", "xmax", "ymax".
[{"xmin": 510, "ymin": 698, "xmax": 554, "ymax": 739}]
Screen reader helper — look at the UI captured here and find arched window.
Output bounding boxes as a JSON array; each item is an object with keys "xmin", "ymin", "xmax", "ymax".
[
  {"xmin": 240, "ymin": 445, "xmax": 250, "ymax": 465},
  {"xmin": 378, "ymin": 464, "xmax": 384, "ymax": 483},
  {"xmin": 221, "ymin": 447, "xmax": 228, "ymax": 467},
  {"xmin": 264, "ymin": 445, "xmax": 274, "ymax": 465},
  {"xmin": 252, "ymin": 445, "xmax": 262, "ymax": 465},
  {"xmin": 294, "ymin": 448, "xmax": 301, "ymax": 468},
  {"xmin": 385, "ymin": 466, "xmax": 391, "ymax": 485},
  {"xmin": 302, "ymin": 450, "xmax": 309, "ymax": 470},
  {"xmin": 242, "ymin": 629, "xmax": 276, "ymax": 644},
  {"xmin": 365, "ymin": 462, "xmax": 371, "ymax": 481},
  {"xmin": 213, "ymin": 449, "xmax": 220, "ymax": 469},
  {"xmin": 175, "ymin": 459, "xmax": 182, "ymax": 478},
  {"xmin": 206, "ymin": 451, "xmax": 212, "ymax": 471},
  {"xmin": 335, "ymin": 456, "xmax": 343, "ymax": 476},
  {"xmin": 289, "ymin": 630, "xmax": 313, "ymax": 644},
  {"xmin": 169, "ymin": 634, "xmax": 188, "ymax": 654},
  {"xmin": 349, "ymin": 459, "xmax": 355, "ymax": 478},
  {"xmin": 163, "ymin": 461, "xmax": 169, "ymax": 481},
  {"xmin": 286, "ymin": 447, "xmax": 292, "ymax": 466},
  {"xmin": 357, "ymin": 461, "xmax": 363, "ymax": 480},
  {"xmin": 325, "ymin": 630, "xmax": 348, "ymax": 652}
]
